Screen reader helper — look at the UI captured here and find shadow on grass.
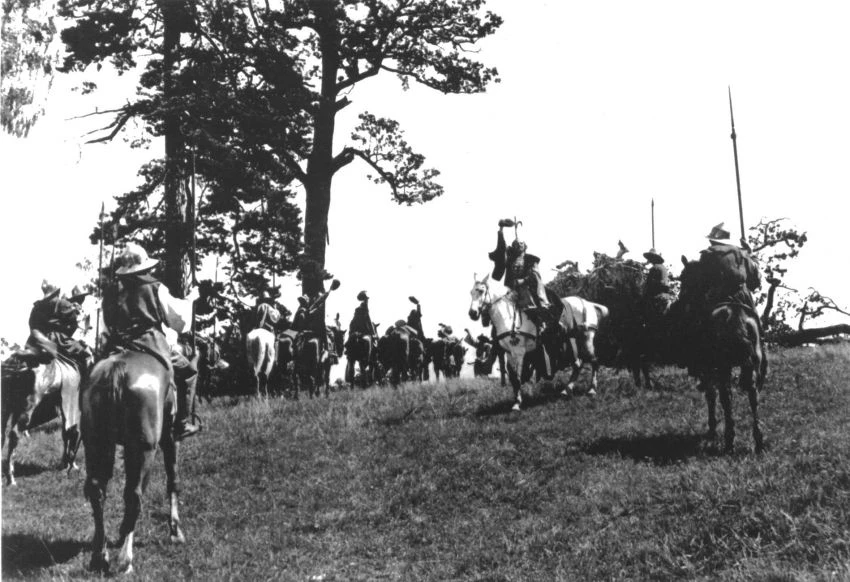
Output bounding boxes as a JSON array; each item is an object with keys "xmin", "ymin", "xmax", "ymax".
[
  {"xmin": 475, "ymin": 389, "xmax": 566, "ymax": 418},
  {"xmin": 581, "ymin": 431, "xmax": 718, "ymax": 465},
  {"xmin": 2, "ymin": 533, "xmax": 84, "ymax": 576},
  {"xmin": 6, "ymin": 462, "xmax": 51, "ymax": 479}
]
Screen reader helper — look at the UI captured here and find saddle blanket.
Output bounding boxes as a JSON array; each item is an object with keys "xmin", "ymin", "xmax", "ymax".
[{"xmin": 559, "ymin": 296, "xmax": 600, "ymax": 334}]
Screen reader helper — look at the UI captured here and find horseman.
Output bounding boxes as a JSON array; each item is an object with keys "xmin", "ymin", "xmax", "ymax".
[
  {"xmin": 488, "ymin": 218, "xmax": 551, "ymax": 324},
  {"xmin": 437, "ymin": 323, "xmax": 458, "ymax": 344},
  {"xmin": 293, "ymin": 280, "xmax": 340, "ymax": 360},
  {"xmin": 22, "ymin": 280, "xmax": 92, "ymax": 370},
  {"xmin": 406, "ymin": 296, "xmax": 425, "ymax": 341},
  {"xmin": 101, "ymin": 243, "xmax": 201, "ymax": 440},
  {"xmin": 698, "ymin": 223, "xmax": 761, "ymax": 312},
  {"xmin": 345, "ymin": 290, "xmax": 376, "ymax": 356},
  {"xmin": 463, "ymin": 328, "xmax": 497, "ymax": 375},
  {"xmin": 252, "ymin": 290, "xmax": 280, "ymax": 333},
  {"xmin": 641, "ymin": 248, "xmax": 676, "ymax": 359}
]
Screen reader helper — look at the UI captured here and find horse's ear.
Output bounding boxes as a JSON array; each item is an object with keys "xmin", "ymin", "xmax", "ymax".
[
  {"xmin": 483, "ymin": 273, "xmax": 490, "ymax": 283},
  {"xmin": 473, "ymin": 272, "xmax": 478, "ymax": 282},
  {"xmin": 681, "ymin": 255, "xmax": 688, "ymax": 267}
]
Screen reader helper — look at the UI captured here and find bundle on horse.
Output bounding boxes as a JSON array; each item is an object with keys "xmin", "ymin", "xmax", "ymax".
[
  {"xmin": 676, "ymin": 256, "xmax": 766, "ymax": 453},
  {"xmin": 548, "ymin": 252, "xmax": 671, "ymax": 388}
]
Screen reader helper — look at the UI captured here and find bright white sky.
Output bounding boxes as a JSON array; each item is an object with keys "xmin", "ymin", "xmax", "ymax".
[{"xmin": 2, "ymin": 0, "xmax": 849, "ymax": 349}]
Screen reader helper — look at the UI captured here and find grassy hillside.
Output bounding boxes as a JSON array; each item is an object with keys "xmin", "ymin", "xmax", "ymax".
[{"xmin": 3, "ymin": 345, "xmax": 850, "ymax": 581}]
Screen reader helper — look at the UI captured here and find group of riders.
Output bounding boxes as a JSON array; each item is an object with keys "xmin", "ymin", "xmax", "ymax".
[
  {"xmin": 481, "ymin": 217, "xmax": 762, "ymax": 378},
  {"xmin": 6, "ymin": 216, "xmax": 761, "ymax": 445}
]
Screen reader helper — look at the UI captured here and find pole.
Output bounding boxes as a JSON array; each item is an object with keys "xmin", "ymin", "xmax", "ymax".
[
  {"xmin": 95, "ymin": 202, "xmax": 105, "ymax": 352},
  {"xmin": 651, "ymin": 198, "xmax": 655, "ymax": 249},
  {"xmin": 728, "ymin": 86, "xmax": 746, "ymax": 243},
  {"xmin": 190, "ymin": 148, "xmax": 198, "ymax": 350}
]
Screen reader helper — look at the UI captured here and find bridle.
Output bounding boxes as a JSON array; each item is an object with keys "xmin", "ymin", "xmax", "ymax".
[{"xmin": 471, "ymin": 280, "xmax": 537, "ymax": 344}]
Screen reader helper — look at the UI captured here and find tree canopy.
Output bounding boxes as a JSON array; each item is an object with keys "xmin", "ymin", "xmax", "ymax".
[{"xmin": 58, "ymin": 0, "xmax": 502, "ymax": 309}]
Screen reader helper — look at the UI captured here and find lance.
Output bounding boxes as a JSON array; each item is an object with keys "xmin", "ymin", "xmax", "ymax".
[
  {"xmin": 190, "ymin": 148, "xmax": 198, "ymax": 350},
  {"xmin": 728, "ymin": 86, "xmax": 746, "ymax": 243},
  {"xmin": 213, "ymin": 254, "xmax": 219, "ymax": 340},
  {"xmin": 95, "ymin": 202, "xmax": 105, "ymax": 352},
  {"xmin": 651, "ymin": 198, "xmax": 656, "ymax": 249}
]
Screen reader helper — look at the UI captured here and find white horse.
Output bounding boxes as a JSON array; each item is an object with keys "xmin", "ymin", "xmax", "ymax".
[
  {"xmin": 557, "ymin": 296, "xmax": 609, "ymax": 397},
  {"xmin": 246, "ymin": 328, "xmax": 277, "ymax": 399},
  {"xmin": 468, "ymin": 274, "xmax": 541, "ymax": 411}
]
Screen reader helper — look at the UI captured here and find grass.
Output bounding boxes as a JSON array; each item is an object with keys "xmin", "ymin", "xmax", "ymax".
[{"xmin": 3, "ymin": 345, "xmax": 850, "ymax": 581}]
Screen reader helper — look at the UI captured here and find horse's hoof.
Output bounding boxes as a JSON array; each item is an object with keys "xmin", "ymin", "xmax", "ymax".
[
  {"xmin": 511, "ymin": 403, "xmax": 521, "ymax": 412},
  {"xmin": 586, "ymin": 389, "xmax": 597, "ymax": 398},
  {"xmin": 171, "ymin": 527, "xmax": 186, "ymax": 544},
  {"xmin": 89, "ymin": 552, "xmax": 109, "ymax": 573},
  {"xmin": 559, "ymin": 389, "xmax": 571, "ymax": 398}
]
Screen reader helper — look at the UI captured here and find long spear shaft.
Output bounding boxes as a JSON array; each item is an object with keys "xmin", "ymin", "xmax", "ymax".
[
  {"xmin": 95, "ymin": 202, "xmax": 105, "ymax": 352},
  {"xmin": 728, "ymin": 86, "xmax": 746, "ymax": 242},
  {"xmin": 651, "ymin": 198, "xmax": 655, "ymax": 249}
]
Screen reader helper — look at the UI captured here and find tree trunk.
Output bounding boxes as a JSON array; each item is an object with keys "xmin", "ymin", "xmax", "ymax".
[
  {"xmin": 302, "ymin": 3, "xmax": 340, "ymax": 306},
  {"xmin": 160, "ymin": 0, "xmax": 191, "ymax": 297},
  {"xmin": 767, "ymin": 324, "xmax": 850, "ymax": 347},
  {"xmin": 760, "ymin": 280, "xmax": 779, "ymax": 329}
]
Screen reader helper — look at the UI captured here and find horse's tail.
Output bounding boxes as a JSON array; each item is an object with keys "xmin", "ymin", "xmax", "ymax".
[{"xmin": 84, "ymin": 357, "xmax": 127, "ymax": 444}]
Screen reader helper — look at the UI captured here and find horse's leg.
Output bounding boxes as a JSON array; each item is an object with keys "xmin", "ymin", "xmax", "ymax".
[
  {"xmin": 718, "ymin": 369, "xmax": 735, "ymax": 454},
  {"xmin": 703, "ymin": 374, "xmax": 718, "ymax": 442},
  {"xmin": 498, "ymin": 351, "xmax": 506, "ymax": 387},
  {"xmin": 642, "ymin": 360, "xmax": 653, "ymax": 391},
  {"xmin": 115, "ymin": 440, "xmax": 156, "ymax": 574},
  {"xmin": 742, "ymin": 365, "xmax": 764, "ymax": 454},
  {"xmin": 4, "ymin": 425, "xmax": 21, "ymax": 486},
  {"xmin": 582, "ymin": 333, "xmax": 598, "ymax": 397},
  {"xmin": 159, "ymin": 427, "xmax": 185, "ymax": 543},
  {"xmin": 507, "ymin": 360, "xmax": 522, "ymax": 411},
  {"xmin": 62, "ymin": 423, "xmax": 81, "ymax": 474},
  {"xmin": 83, "ymin": 437, "xmax": 115, "ymax": 572}
]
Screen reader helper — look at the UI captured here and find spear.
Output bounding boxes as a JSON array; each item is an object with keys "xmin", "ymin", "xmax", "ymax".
[
  {"xmin": 651, "ymin": 198, "xmax": 655, "ymax": 249},
  {"xmin": 95, "ymin": 202, "xmax": 105, "ymax": 352},
  {"xmin": 728, "ymin": 86, "xmax": 746, "ymax": 243}
]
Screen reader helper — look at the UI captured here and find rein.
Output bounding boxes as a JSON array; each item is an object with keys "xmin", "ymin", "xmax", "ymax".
[{"xmin": 474, "ymin": 283, "xmax": 534, "ymax": 342}]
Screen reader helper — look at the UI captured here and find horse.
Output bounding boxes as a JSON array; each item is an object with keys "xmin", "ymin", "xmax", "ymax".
[
  {"xmin": 245, "ymin": 327, "xmax": 277, "ymax": 398},
  {"xmin": 553, "ymin": 296, "xmax": 609, "ymax": 396},
  {"xmin": 81, "ymin": 350, "xmax": 185, "ymax": 574},
  {"xmin": 273, "ymin": 330, "xmax": 297, "ymax": 395},
  {"xmin": 678, "ymin": 257, "xmax": 767, "ymax": 453},
  {"xmin": 427, "ymin": 338, "xmax": 464, "ymax": 381},
  {"xmin": 345, "ymin": 332, "xmax": 374, "ymax": 389},
  {"xmin": 294, "ymin": 331, "xmax": 328, "ymax": 398},
  {"xmin": 1, "ymin": 334, "xmax": 85, "ymax": 486},
  {"xmin": 468, "ymin": 273, "xmax": 541, "ymax": 411},
  {"xmin": 195, "ymin": 334, "xmax": 227, "ymax": 403},
  {"xmin": 383, "ymin": 325, "xmax": 412, "ymax": 387}
]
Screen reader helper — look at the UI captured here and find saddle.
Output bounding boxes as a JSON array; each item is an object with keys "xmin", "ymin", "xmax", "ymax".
[{"xmin": 12, "ymin": 330, "xmax": 59, "ymax": 367}]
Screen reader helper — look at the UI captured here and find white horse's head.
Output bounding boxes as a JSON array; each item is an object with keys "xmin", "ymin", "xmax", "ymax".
[{"xmin": 468, "ymin": 273, "xmax": 490, "ymax": 321}]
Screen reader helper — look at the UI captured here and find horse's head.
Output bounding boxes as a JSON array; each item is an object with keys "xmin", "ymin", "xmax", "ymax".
[
  {"xmin": 468, "ymin": 273, "xmax": 490, "ymax": 321},
  {"xmin": 678, "ymin": 255, "xmax": 704, "ymax": 307}
]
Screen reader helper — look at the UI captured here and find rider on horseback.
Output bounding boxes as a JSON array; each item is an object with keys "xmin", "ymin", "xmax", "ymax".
[
  {"xmin": 20, "ymin": 280, "xmax": 92, "ymax": 370},
  {"xmin": 686, "ymin": 223, "xmax": 763, "ymax": 375},
  {"xmin": 345, "ymin": 290, "xmax": 377, "ymax": 354},
  {"xmin": 405, "ymin": 296, "xmax": 425, "ymax": 340},
  {"xmin": 102, "ymin": 243, "xmax": 201, "ymax": 440},
  {"xmin": 293, "ymin": 280, "xmax": 341, "ymax": 360},
  {"xmin": 252, "ymin": 290, "xmax": 280, "ymax": 333},
  {"xmin": 488, "ymin": 218, "xmax": 551, "ymax": 325}
]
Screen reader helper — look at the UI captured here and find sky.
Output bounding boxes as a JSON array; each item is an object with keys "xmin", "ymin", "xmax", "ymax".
[{"xmin": 2, "ymin": 0, "xmax": 849, "ymax": 357}]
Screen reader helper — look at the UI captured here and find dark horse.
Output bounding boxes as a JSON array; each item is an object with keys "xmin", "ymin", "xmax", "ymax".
[
  {"xmin": 345, "ymin": 332, "xmax": 373, "ymax": 388},
  {"xmin": 383, "ymin": 325, "xmax": 412, "ymax": 387},
  {"xmin": 427, "ymin": 338, "xmax": 465, "ymax": 381},
  {"xmin": 678, "ymin": 257, "xmax": 767, "ymax": 453},
  {"xmin": 81, "ymin": 351, "xmax": 185, "ymax": 574}
]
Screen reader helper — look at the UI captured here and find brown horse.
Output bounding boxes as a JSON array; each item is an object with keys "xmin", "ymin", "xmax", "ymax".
[
  {"xmin": 81, "ymin": 351, "xmax": 185, "ymax": 574},
  {"xmin": 679, "ymin": 257, "xmax": 767, "ymax": 453}
]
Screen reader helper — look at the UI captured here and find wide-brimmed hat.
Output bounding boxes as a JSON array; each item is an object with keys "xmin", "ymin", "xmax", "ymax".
[
  {"xmin": 643, "ymin": 248, "xmax": 664, "ymax": 264},
  {"xmin": 115, "ymin": 243, "xmax": 159, "ymax": 275},
  {"xmin": 408, "ymin": 296, "xmax": 419, "ymax": 305},
  {"xmin": 69, "ymin": 285, "xmax": 90, "ymax": 303},
  {"xmin": 357, "ymin": 290, "xmax": 369, "ymax": 301},
  {"xmin": 706, "ymin": 222, "xmax": 731, "ymax": 241},
  {"xmin": 442, "ymin": 325, "xmax": 453, "ymax": 335},
  {"xmin": 41, "ymin": 280, "xmax": 60, "ymax": 299}
]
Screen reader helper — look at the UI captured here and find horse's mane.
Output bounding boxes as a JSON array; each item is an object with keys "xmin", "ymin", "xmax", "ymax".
[{"xmin": 474, "ymin": 273, "xmax": 512, "ymax": 304}]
